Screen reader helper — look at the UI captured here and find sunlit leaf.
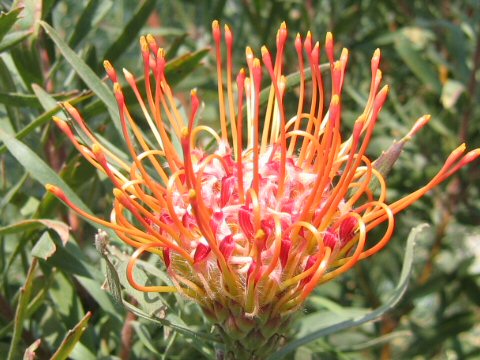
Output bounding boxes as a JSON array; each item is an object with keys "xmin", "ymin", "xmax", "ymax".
[
  {"xmin": 31, "ymin": 232, "xmax": 57, "ymax": 260},
  {"xmin": 0, "ymin": 7, "xmax": 23, "ymax": 43},
  {"xmin": 50, "ymin": 312, "xmax": 92, "ymax": 360}
]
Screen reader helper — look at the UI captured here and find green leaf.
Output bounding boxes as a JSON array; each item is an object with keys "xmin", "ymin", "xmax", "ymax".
[
  {"xmin": 106, "ymin": 244, "xmax": 172, "ymax": 314},
  {"xmin": 0, "ymin": 129, "xmax": 90, "ymax": 214},
  {"xmin": 163, "ymin": 48, "xmax": 210, "ymax": 86},
  {"xmin": 0, "ymin": 7, "xmax": 23, "ymax": 43},
  {"xmin": 0, "ymin": 91, "xmax": 50, "ymax": 108},
  {"xmin": 31, "ymin": 232, "xmax": 57, "ymax": 260},
  {"xmin": 407, "ymin": 311, "xmax": 476, "ymax": 356},
  {"xmin": 39, "ymin": 21, "xmax": 123, "ymax": 137},
  {"xmin": 123, "ymin": 301, "xmax": 220, "ymax": 344},
  {"xmin": 67, "ymin": 0, "xmax": 102, "ymax": 49},
  {"xmin": 0, "ymin": 29, "xmax": 31, "ymax": 52},
  {"xmin": 0, "ymin": 56, "xmax": 21, "ymax": 133},
  {"xmin": 394, "ymin": 32, "xmax": 441, "ymax": 94},
  {"xmin": 0, "ymin": 219, "xmax": 70, "ymax": 244},
  {"xmin": 95, "ymin": 231, "xmax": 123, "ymax": 304},
  {"xmin": 0, "ymin": 172, "xmax": 27, "ymax": 209},
  {"xmin": 103, "ymin": 0, "xmax": 157, "ymax": 62},
  {"xmin": 10, "ymin": 0, "xmax": 42, "ymax": 35},
  {"xmin": 165, "ymin": 33, "xmax": 188, "ymax": 60},
  {"xmin": 31, "ymin": 83, "xmax": 61, "ymax": 111},
  {"xmin": 131, "ymin": 321, "xmax": 162, "ymax": 355},
  {"xmin": 7, "ymin": 259, "xmax": 38, "ymax": 360},
  {"xmin": 338, "ymin": 330, "xmax": 412, "ymax": 352},
  {"xmin": 46, "ymin": 239, "xmax": 121, "ymax": 318},
  {"xmin": 297, "ymin": 308, "xmax": 369, "ymax": 338},
  {"xmin": 268, "ymin": 224, "xmax": 427, "ymax": 360},
  {"xmin": 50, "ymin": 312, "xmax": 92, "ymax": 360}
]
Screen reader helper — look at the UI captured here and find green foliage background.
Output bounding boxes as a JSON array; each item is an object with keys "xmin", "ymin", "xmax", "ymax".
[{"xmin": 0, "ymin": 0, "xmax": 479, "ymax": 359}]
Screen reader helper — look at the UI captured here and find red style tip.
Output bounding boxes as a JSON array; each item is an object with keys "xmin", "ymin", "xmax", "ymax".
[
  {"xmin": 407, "ymin": 115, "xmax": 431, "ymax": 138},
  {"xmin": 461, "ymin": 149, "xmax": 480, "ymax": 165}
]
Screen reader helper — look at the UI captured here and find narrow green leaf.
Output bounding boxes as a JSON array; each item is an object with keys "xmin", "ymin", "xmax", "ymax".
[
  {"xmin": 123, "ymin": 301, "xmax": 220, "ymax": 344},
  {"xmin": 163, "ymin": 48, "xmax": 210, "ymax": 86},
  {"xmin": 0, "ymin": 92, "xmax": 49, "ymax": 108},
  {"xmin": 268, "ymin": 224, "xmax": 427, "ymax": 360},
  {"xmin": 7, "ymin": 258, "xmax": 38, "ymax": 360},
  {"xmin": 103, "ymin": 0, "xmax": 157, "ymax": 62},
  {"xmin": 0, "ymin": 172, "xmax": 27, "ymax": 209},
  {"xmin": 95, "ymin": 231, "xmax": 123, "ymax": 304},
  {"xmin": 131, "ymin": 321, "xmax": 161, "ymax": 355},
  {"xmin": 46, "ymin": 240, "xmax": 121, "ymax": 317},
  {"xmin": 165, "ymin": 34, "xmax": 187, "ymax": 60},
  {"xmin": 67, "ymin": 0, "xmax": 101, "ymax": 49},
  {"xmin": 0, "ymin": 129, "xmax": 90, "ymax": 213},
  {"xmin": 0, "ymin": 29, "xmax": 31, "ymax": 52},
  {"xmin": 394, "ymin": 33, "xmax": 441, "ymax": 93},
  {"xmin": 31, "ymin": 232, "xmax": 57, "ymax": 260},
  {"xmin": 0, "ymin": 56, "xmax": 22, "ymax": 133},
  {"xmin": 10, "ymin": 42, "xmax": 44, "ymax": 85},
  {"xmin": 0, "ymin": 219, "xmax": 69, "ymax": 244},
  {"xmin": 338, "ymin": 330, "xmax": 412, "ymax": 352},
  {"xmin": 51, "ymin": 312, "xmax": 92, "ymax": 360},
  {"xmin": 39, "ymin": 21, "xmax": 122, "ymax": 137},
  {"xmin": 297, "ymin": 308, "xmax": 369, "ymax": 338},
  {"xmin": 31, "ymin": 83, "xmax": 61, "ymax": 111},
  {"xmin": 10, "ymin": 0, "xmax": 41, "ymax": 35},
  {"xmin": 0, "ymin": 7, "xmax": 23, "ymax": 43}
]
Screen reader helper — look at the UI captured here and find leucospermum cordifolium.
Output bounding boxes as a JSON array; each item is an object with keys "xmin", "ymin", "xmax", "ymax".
[{"xmin": 47, "ymin": 21, "xmax": 479, "ymax": 357}]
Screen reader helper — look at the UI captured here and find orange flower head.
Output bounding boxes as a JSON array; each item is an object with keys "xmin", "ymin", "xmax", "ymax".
[{"xmin": 47, "ymin": 21, "xmax": 479, "ymax": 341}]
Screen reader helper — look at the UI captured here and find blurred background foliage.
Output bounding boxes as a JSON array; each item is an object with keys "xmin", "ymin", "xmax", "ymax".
[{"xmin": 0, "ymin": 0, "xmax": 479, "ymax": 359}]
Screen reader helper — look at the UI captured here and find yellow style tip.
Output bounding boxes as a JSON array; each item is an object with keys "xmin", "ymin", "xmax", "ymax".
[
  {"xmin": 103, "ymin": 60, "xmax": 113, "ymax": 70},
  {"xmin": 45, "ymin": 184, "xmax": 56, "ymax": 192}
]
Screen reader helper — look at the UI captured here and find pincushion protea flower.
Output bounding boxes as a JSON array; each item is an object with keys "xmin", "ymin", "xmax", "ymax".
[{"xmin": 47, "ymin": 21, "xmax": 478, "ymax": 359}]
